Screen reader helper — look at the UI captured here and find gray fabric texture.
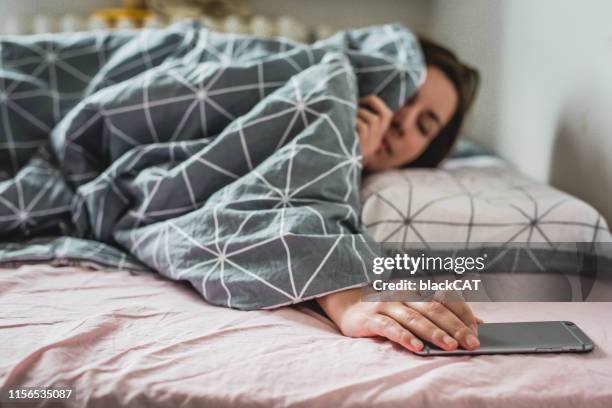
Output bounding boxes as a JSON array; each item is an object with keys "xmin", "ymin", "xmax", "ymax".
[{"xmin": 0, "ymin": 23, "xmax": 425, "ymax": 309}]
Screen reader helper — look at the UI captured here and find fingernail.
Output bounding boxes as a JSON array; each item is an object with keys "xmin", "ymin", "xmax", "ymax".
[
  {"xmin": 410, "ymin": 338, "xmax": 423, "ymax": 350},
  {"xmin": 470, "ymin": 323, "xmax": 479, "ymax": 336},
  {"xmin": 466, "ymin": 334, "xmax": 480, "ymax": 348},
  {"xmin": 443, "ymin": 335, "xmax": 456, "ymax": 346}
]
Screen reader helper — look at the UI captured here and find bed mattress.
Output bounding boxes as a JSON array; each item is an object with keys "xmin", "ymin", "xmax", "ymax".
[{"xmin": 1, "ymin": 264, "xmax": 611, "ymax": 408}]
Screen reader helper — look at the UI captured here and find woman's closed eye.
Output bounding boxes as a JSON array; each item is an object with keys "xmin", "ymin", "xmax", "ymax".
[
  {"xmin": 417, "ymin": 119, "xmax": 430, "ymax": 137},
  {"xmin": 418, "ymin": 110, "xmax": 441, "ymax": 138}
]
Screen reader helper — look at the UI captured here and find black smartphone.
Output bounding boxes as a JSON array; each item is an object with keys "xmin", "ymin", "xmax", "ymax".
[{"xmin": 415, "ymin": 321, "xmax": 595, "ymax": 356}]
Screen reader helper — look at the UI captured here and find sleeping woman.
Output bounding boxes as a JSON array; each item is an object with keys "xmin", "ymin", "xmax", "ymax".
[
  {"xmin": 319, "ymin": 37, "xmax": 482, "ymax": 354},
  {"xmin": 0, "ymin": 25, "xmax": 480, "ymax": 354}
]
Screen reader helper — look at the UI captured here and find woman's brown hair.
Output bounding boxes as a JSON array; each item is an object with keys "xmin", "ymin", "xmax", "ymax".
[{"xmin": 406, "ymin": 37, "xmax": 480, "ymax": 168}]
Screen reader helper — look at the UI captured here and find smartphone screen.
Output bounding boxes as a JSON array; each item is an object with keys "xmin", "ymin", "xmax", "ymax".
[{"xmin": 415, "ymin": 321, "xmax": 594, "ymax": 356}]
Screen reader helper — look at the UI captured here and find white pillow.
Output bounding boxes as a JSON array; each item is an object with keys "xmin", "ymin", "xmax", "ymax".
[{"xmin": 361, "ymin": 157, "xmax": 611, "ymax": 245}]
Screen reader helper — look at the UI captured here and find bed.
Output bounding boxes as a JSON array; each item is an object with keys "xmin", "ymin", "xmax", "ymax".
[
  {"xmin": 2, "ymin": 154, "xmax": 611, "ymax": 407},
  {"xmin": 2, "ymin": 23, "xmax": 611, "ymax": 408},
  {"xmin": 1, "ymin": 263, "xmax": 612, "ymax": 408}
]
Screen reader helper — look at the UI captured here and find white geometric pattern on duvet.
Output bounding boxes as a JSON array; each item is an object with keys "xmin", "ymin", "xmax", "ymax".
[
  {"xmin": 0, "ymin": 24, "xmax": 422, "ymax": 237},
  {"xmin": 0, "ymin": 24, "xmax": 426, "ymax": 309}
]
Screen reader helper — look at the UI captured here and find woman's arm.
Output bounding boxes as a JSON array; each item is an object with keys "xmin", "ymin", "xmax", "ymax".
[
  {"xmin": 349, "ymin": 95, "xmax": 481, "ymax": 351},
  {"xmin": 317, "ymin": 288, "xmax": 482, "ymax": 352}
]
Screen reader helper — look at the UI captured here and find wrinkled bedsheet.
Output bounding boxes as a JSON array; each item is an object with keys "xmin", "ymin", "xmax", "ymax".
[
  {"xmin": 0, "ymin": 23, "xmax": 425, "ymax": 309},
  {"xmin": 1, "ymin": 264, "xmax": 611, "ymax": 408}
]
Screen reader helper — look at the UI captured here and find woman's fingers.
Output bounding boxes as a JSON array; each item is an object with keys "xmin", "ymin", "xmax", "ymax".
[
  {"xmin": 356, "ymin": 97, "xmax": 391, "ymax": 158},
  {"xmin": 357, "ymin": 108, "xmax": 384, "ymax": 140},
  {"xmin": 356, "ymin": 117, "xmax": 376, "ymax": 156},
  {"xmin": 356, "ymin": 115, "xmax": 384, "ymax": 158},
  {"xmin": 366, "ymin": 313, "xmax": 424, "ymax": 352},
  {"xmin": 381, "ymin": 304, "xmax": 459, "ymax": 351},
  {"xmin": 438, "ymin": 298, "xmax": 479, "ymax": 335},
  {"xmin": 358, "ymin": 103, "xmax": 389, "ymax": 131},
  {"xmin": 406, "ymin": 302, "xmax": 480, "ymax": 350},
  {"xmin": 357, "ymin": 107, "xmax": 377, "ymax": 125},
  {"xmin": 359, "ymin": 95, "xmax": 393, "ymax": 124},
  {"xmin": 356, "ymin": 117, "xmax": 368, "ymax": 137}
]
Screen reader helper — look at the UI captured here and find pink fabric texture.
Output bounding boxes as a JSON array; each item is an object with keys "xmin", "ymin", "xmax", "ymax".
[{"xmin": 1, "ymin": 264, "xmax": 611, "ymax": 407}]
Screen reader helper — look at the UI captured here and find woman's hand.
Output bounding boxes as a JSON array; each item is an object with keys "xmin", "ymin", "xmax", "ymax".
[
  {"xmin": 356, "ymin": 95, "xmax": 393, "ymax": 163},
  {"xmin": 317, "ymin": 287, "xmax": 483, "ymax": 353}
]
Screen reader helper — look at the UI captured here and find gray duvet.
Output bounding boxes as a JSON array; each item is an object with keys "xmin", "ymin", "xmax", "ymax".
[{"xmin": 0, "ymin": 23, "xmax": 424, "ymax": 309}]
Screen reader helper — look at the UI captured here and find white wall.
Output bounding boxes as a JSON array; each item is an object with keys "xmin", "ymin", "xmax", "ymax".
[
  {"xmin": 0, "ymin": 0, "xmax": 121, "ymax": 16},
  {"xmin": 247, "ymin": 0, "xmax": 432, "ymax": 34},
  {"xmin": 428, "ymin": 0, "xmax": 612, "ymax": 224}
]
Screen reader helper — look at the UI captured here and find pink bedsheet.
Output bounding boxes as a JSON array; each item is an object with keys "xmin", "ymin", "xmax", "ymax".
[{"xmin": 1, "ymin": 264, "xmax": 611, "ymax": 408}]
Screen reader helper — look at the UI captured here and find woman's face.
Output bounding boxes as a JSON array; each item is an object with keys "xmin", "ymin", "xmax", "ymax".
[{"xmin": 363, "ymin": 65, "xmax": 458, "ymax": 171}]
